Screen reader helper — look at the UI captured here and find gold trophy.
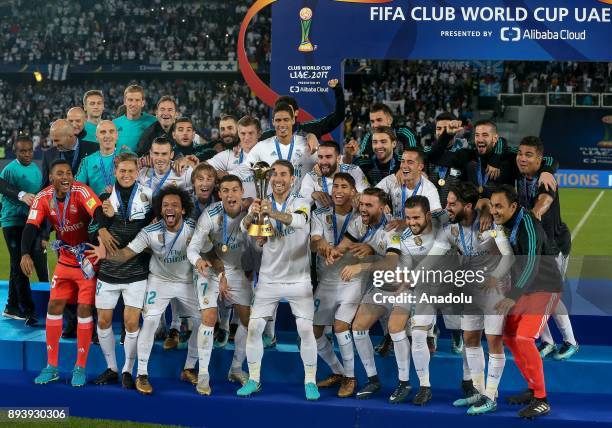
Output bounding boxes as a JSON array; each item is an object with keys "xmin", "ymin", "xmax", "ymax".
[
  {"xmin": 248, "ymin": 161, "xmax": 274, "ymax": 237},
  {"xmin": 298, "ymin": 7, "xmax": 314, "ymax": 52},
  {"xmin": 598, "ymin": 115, "xmax": 612, "ymax": 148}
]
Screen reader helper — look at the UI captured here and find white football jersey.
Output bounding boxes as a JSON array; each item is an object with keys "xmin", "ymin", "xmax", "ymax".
[
  {"xmin": 187, "ymin": 201, "xmax": 247, "ymax": 273},
  {"xmin": 107, "ymin": 184, "xmax": 152, "ymax": 221},
  {"xmin": 346, "ymin": 215, "xmax": 389, "ymax": 257},
  {"xmin": 300, "ymin": 164, "xmax": 369, "ymax": 207},
  {"xmin": 239, "ymin": 135, "xmax": 315, "ymax": 190},
  {"xmin": 207, "ymin": 148, "xmax": 256, "ymax": 199},
  {"xmin": 128, "ymin": 218, "xmax": 197, "ymax": 284},
  {"xmin": 311, "ymin": 206, "xmax": 358, "ymax": 282},
  {"xmin": 386, "ymin": 228, "xmax": 436, "ymax": 270},
  {"xmin": 242, "ymin": 192, "xmax": 311, "ymax": 284},
  {"xmin": 137, "ymin": 165, "xmax": 193, "ymax": 196},
  {"xmin": 433, "ymin": 215, "xmax": 512, "ymax": 272},
  {"xmin": 376, "ymin": 174, "xmax": 441, "ymax": 219}
]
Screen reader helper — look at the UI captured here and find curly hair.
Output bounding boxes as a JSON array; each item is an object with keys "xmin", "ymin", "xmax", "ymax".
[{"xmin": 153, "ymin": 186, "xmax": 194, "ymax": 220}]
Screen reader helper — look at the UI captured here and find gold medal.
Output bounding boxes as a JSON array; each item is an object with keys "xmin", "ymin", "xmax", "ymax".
[
  {"xmin": 438, "ymin": 179, "xmax": 446, "ymax": 187},
  {"xmin": 222, "ymin": 244, "xmax": 228, "ymax": 253},
  {"xmin": 414, "ymin": 236, "xmax": 423, "ymax": 246},
  {"xmin": 478, "ymin": 186, "xmax": 484, "ymax": 194}
]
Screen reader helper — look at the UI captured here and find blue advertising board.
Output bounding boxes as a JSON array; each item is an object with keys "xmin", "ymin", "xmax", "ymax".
[{"xmin": 238, "ymin": 0, "xmax": 612, "ymax": 141}]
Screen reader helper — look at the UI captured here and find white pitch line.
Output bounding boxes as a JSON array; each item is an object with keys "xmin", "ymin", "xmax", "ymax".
[{"xmin": 571, "ymin": 190, "xmax": 604, "ymax": 242}]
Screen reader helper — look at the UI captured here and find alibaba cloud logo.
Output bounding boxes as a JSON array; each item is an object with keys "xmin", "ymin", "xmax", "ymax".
[{"xmin": 501, "ymin": 27, "xmax": 521, "ymax": 42}]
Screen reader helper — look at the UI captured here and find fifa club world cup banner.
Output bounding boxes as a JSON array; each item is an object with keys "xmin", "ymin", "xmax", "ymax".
[{"xmin": 238, "ymin": 0, "xmax": 612, "ymax": 152}]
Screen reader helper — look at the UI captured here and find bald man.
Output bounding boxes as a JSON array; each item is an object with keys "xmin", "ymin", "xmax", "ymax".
[
  {"xmin": 76, "ymin": 121, "xmax": 126, "ymax": 195},
  {"xmin": 67, "ymin": 107, "xmax": 88, "ymax": 141},
  {"xmin": 41, "ymin": 119, "xmax": 98, "ymax": 187}
]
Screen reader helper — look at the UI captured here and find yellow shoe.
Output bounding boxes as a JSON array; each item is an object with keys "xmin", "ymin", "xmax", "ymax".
[
  {"xmin": 338, "ymin": 377, "xmax": 357, "ymax": 398},
  {"xmin": 180, "ymin": 368, "xmax": 198, "ymax": 385},
  {"xmin": 316, "ymin": 373, "xmax": 343, "ymax": 388},
  {"xmin": 163, "ymin": 328, "xmax": 180, "ymax": 350},
  {"xmin": 135, "ymin": 375, "xmax": 153, "ymax": 395}
]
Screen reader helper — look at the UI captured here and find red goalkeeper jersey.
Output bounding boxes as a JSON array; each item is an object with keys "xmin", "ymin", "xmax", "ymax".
[{"xmin": 27, "ymin": 182, "xmax": 101, "ymax": 266}]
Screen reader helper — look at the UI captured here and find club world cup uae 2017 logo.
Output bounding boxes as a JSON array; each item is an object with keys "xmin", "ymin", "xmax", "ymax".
[
  {"xmin": 598, "ymin": 115, "xmax": 612, "ymax": 148},
  {"xmin": 298, "ymin": 7, "xmax": 315, "ymax": 52}
]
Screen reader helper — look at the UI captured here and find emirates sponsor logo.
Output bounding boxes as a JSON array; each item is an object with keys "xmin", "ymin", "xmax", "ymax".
[{"xmin": 58, "ymin": 221, "xmax": 84, "ymax": 233}]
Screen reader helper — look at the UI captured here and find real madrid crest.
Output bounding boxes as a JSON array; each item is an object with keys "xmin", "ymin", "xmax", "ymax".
[
  {"xmin": 414, "ymin": 236, "xmax": 423, "ymax": 246},
  {"xmin": 140, "ymin": 193, "xmax": 148, "ymax": 202},
  {"xmin": 360, "ymin": 223, "xmax": 367, "ymax": 235},
  {"xmin": 451, "ymin": 225, "xmax": 459, "ymax": 238},
  {"xmin": 158, "ymin": 233, "xmax": 164, "ymax": 244},
  {"xmin": 325, "ymin": 214, "xmax": 332, "ymax": 225}
]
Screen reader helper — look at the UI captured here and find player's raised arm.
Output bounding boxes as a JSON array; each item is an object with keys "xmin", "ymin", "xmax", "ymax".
[{"xmin": 187, "ymin": 213, "xmax": 214, "ymax": 275}]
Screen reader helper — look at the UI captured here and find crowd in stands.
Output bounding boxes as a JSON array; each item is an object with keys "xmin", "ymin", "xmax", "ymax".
[
  {"xmin": 344, "ymin": 61, "xmax": 476, "ymax": 145},
  {"xmin": 0, "ymin": 0, "xmax": 270, "ymax": 66},
  {"xmin": 0, "ymin": 78, "xmax": 270, "ymax": 153},
  {"xmin": 502, "ymin": 61, "xmax": 612, "ymax": 94}
]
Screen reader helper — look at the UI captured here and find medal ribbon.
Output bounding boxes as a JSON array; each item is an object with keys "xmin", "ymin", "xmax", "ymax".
[
  {"xmin": 149, "ymin": 167, "xmax": 172, "ymax": 197},
  {"xmin": 274, "ymin": 136, "xmax": 295, "ymax": 162},
  {"xmin": 400, "ymin": 178, "xmax": 422, "ymax": 218},
  {"xmin": 332, "ymin": 209, "xmax": 352, "ymax": 246},
  {"xmin": 477, "ymin": 157, "xmax": 489, "ymax": 191},
  {"xmin": 359, "ymin": 216, "xmax": 387, "ymax": 243},
  {"xmin": 509, "ymin": 208, "xmax": 524, "ymax": 246},
  {"xmin": 116, "ymin": 184, "xmax": 138, "ymax": 221},
  {"xmin": 161, "ymin": 220, "xmax": 185, "ymax": 262}
]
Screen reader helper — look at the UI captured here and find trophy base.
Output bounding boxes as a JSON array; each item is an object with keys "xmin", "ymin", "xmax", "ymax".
[
  {"xmin": 248, "ymin": 223, "xmax": 275, "ymax": 237},
  {"xmin": 298, "ymin": 42, "xmax": 314, "ymax": 52}
]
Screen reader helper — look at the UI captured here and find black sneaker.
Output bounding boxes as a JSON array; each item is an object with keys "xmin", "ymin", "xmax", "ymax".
[
  {"xmin": 3, "ymin": 307, "xmax": 26, "ymax": 320},
  {"xmin": 374, "ymin": 334, "xmax": 393, "ymax": 357},
  {"xmin": 412, "ymin": 386, "xmax": 432, "ymax": 406},
  {"xmin": 461, "ymin": 379, "xmax": 479, "ymax": 398},
  {"xmin": 93, "ymin": 368, "xmax": 119, "ymax": 385},
  {"xmin": 507, "ymin": 389, "xmax": 534, "ymax": 405},
  {"xmin": 518, "ymin": 398, "xmax": 551, "ymax": 419},
  {"xmin": 62, "ymin": 321, "xmax": 77, "ymax": 339},
  {"xmin": 24, "ymin": 313, "xmax": 39, "ymax": 327},
  {"xmin": 389, "ymin": 381, "xmax": 412, "ymax": 404},
  {"xmin": 25, "ymin": 317, "xmax": 39, "ymax": 327},
  {"xmin": 355, "ymin": 376, "xmax": 382, "ymax": 399},
  {"xmin": 122, "ymin": 372, "xmax": 135, "ymax": 389}
]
